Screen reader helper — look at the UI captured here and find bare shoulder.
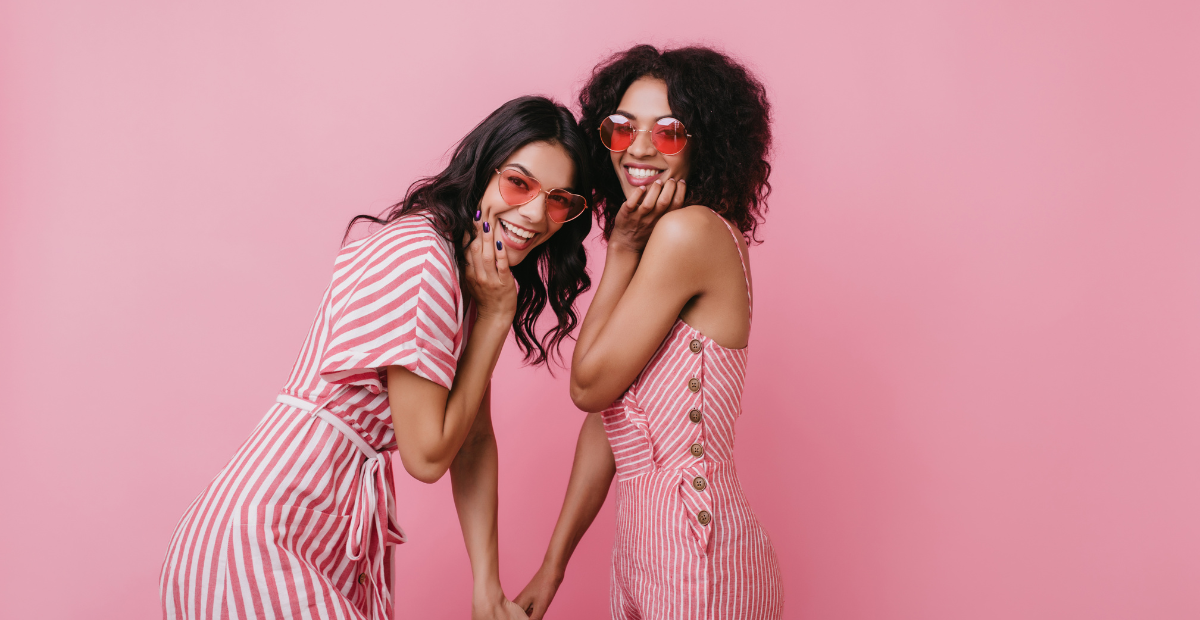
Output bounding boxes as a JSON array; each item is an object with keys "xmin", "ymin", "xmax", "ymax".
[{"xmin": 643, "ymin": 205, "xmax": 729, "ymax": 256}]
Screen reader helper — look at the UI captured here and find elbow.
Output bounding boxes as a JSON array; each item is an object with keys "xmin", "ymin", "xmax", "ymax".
[
  {"xmin": 570, "ymin": 380, "xmax": 613, "ymax": 414},
  {"xmin": 399, "ymin": 455, "xmax": 448, "ymax": 484}
]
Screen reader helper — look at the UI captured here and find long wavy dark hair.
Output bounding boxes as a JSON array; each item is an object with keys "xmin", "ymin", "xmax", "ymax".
[
  {"xmin": 346, "ymin": 96, "xmax": 593, "ymax": 367},
  {"xmin": 579, "ymin": 45, "xmax": 772, "ymax": 242}
]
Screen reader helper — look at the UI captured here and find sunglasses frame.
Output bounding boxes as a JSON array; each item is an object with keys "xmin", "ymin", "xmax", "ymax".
[
  {"xmin": 493, "ymin": 167, "xmax": 590, "ymax": 224},
  {"xmin": 598, "ymin": 114, "xmax": 693, "ymax": 156}
]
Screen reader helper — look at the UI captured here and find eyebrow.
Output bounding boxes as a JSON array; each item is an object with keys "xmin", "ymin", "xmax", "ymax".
[
  {"xmin": 614, "ymin": 109, "xmax": 675, "ymax": 122},
  {"xmin": 500, "ymin": 163, "xmax": 577, "ymax": 193}
]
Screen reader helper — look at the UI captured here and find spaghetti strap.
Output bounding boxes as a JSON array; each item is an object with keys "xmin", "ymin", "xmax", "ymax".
[{"xmin": 713, "ymin": 211, "xmax": 753, "ymax": 326}]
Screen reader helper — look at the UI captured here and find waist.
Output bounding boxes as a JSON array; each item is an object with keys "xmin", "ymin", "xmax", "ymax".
[{"xmin": 277, "ymin": 393, "xmax": 381, "ymax": 458}]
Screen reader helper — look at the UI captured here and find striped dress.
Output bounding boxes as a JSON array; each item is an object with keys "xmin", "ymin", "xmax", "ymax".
[
  {"xmin": 602, "ymin": 215, "xmax": 784, "ymax": 620},
  {"xmin": 161, "ymin": 215, "xmax": 466, "ymax": 620}
]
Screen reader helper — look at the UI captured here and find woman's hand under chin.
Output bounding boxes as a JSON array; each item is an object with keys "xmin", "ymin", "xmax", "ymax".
[
  {"xmin": 609, "ymin": 177, "xmax": 687, "ymax": 254},
  {"xmin": 464, "ymin": 213, "xmax": 518, "ymax": 324}
]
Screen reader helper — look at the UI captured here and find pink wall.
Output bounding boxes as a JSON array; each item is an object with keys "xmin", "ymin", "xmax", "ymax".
[{"xmin": 2, "ymin": 1, "xmax": 1198, "ymax": 618}]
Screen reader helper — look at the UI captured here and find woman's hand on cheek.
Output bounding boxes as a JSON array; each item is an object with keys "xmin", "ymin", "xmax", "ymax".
[
  {"xmin": 464, "ymin": 211, "xmax": 518, "ymax": 325},
  {"xmin": 610, "ymin": 177, "xmax": 687, "ymax": 254}
]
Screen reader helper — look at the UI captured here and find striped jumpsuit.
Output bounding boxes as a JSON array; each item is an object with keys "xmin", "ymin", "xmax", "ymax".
[
  {"xmin": 161, "ymin": 215, "xmax": 466, "ymax": 620},
  {"xmin": 602, "ymin": 215, "xmax": 784, "ymax": 619}
]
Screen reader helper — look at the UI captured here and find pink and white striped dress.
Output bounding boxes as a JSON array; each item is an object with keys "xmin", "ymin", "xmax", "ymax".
[
  {"xmin": 161, "ymin": 215, "xmax": 466, "ymax": 620},
  {"xmin": 602, "ymin": 214, "xmax": 784, "ymax": 620}
]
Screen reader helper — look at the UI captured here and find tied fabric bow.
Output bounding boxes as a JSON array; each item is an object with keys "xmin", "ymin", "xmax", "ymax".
[{"xmin": 345, "ymin": 450, "xmax": 406, "ymax": 620}]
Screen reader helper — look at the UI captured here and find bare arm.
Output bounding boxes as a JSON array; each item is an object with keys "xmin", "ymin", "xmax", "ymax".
[
  {"xmin": 451, "ymin": 387, "xmax": 527, "ymax": 619},
  {"xmin": 572, "ymin": 207, "xmax": 717, "ymax": 412},
  {"xmin": 388, "ymin": 312, "xmax": 509, "ymax": 483},
  {"xmin": 388, "ymin": 212, "xmax": 514, "ymax": 483},
  {"xmin": 570, "ymin": 180, "xmax": 688, "ymax": 411},
  {"xmin": 514, "ymin": 412, "xmax": 615, "ymax": 619}
]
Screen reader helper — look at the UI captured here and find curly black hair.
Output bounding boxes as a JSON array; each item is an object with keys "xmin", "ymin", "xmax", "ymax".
[
  {"xmin": 346, "ymin": 96, "xmax": 592, "ymax": 367},
  {"xmin": 579, "ymin": 45, "xmax": 772, "ymax": 242}
]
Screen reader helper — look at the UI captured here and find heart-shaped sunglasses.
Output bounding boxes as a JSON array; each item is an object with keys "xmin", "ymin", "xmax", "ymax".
[{"xmin": 494, "ymin": 167, "xmax": 589, "ymax": 224}]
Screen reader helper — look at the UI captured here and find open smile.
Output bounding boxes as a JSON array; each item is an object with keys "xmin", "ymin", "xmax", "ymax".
[
  {"xmin": 623, "ymin": 164, "xmax": 665, "ymax": 187},
  {"xmin": 498, "ymin": 218, "xmax": 538, "ymax": 250}
]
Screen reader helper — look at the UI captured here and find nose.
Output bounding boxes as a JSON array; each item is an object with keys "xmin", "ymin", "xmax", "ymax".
[
  {"xmin": 627, "ymin": 128, "xmax": 657, "ymax": 158},
  {"xmin": 517, "ymin": 192, "xmax": 548, "ymax": 226}
]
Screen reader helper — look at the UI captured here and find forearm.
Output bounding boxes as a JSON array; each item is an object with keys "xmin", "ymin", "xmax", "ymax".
[
  {"xmin": 572, "ymin": 247, "xmax": 640, "ymax": 388},
  {"xmin": 450, "ymin": 396, "xmax": 503, "ymax": 603},
  {"xmin": 541, "ymin": 412, "xmax": 616, "ymax": 577}
]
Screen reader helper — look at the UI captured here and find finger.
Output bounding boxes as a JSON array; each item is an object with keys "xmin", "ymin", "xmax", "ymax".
[
  {"xmin": 494, "ymin": 230, "xmax": 511, "ymax": 283},
  {"xmin": 638, "ymin": 180, "xmax": 664, "ymax": 212},
  {"xmin": 669, "ymin": 178, "xmax": 687, "ymax": 211},
  {"xmin": 467, "ymin": 216, "xmax": 485, "ymax": 281},
  {"xmin": 655, "ymin": 178, "xmax": 678, "ymax": 212},
  {"xmin": 621, "ymin": 187, "xmax": 646, "ymax": 214},
  {"xmin": 480, "ymin": 213, "xmax": 496, "ymax": 281}
]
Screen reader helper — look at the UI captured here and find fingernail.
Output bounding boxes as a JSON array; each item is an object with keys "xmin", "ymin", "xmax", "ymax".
[
  {"xmin": 474, "ymin": 209, "xmax": 481, "ymax": 221},
  {"xmin": 496, "ymin": 241, "xmax": 503, "ymax": 250},
  {"xmin": 668, "ymin": 178, "xmax": 674, "ymax": 182},
  {"xmin": 655, "ymin": 179, "xmax": 663, "ymax": 184},
  {"xmin": 483, "ymin": 222, "xmax": 490, "ymax": 233},
  {"xmin": 679, "ymin": 179, "xmax": 685, "ymax": 184}
]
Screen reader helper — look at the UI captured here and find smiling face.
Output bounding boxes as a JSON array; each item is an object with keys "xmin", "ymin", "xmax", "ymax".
[
  {"xmin": 610, "ymin": 77, "xmax": 692, "ymax": 200},
  {"xmin": 478, "ymin": 140, "xmax": 576, "ymax": 266}
]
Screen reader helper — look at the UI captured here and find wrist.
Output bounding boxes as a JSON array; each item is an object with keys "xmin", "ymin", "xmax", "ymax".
[
  {"xmin": 473, "ymin": 310, "xmax": 513, "ymax": 331},
  {"xmin": 541, "ymin": 553, "xmax": 567, "ymax": 583},
  {"xmin": 472, "ymin": 578, "xmax": 504, "ymax": 607},
  {"xmin": 607, "ymin": 240, "xmax": 642, "ymax": 256}
]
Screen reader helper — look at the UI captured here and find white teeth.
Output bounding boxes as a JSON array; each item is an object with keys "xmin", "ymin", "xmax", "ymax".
[
  {"xmin": 499, "ymin": 220, "xmax": 534, "ymax": 241},
  {"xmin": 627, "ymin": 167, "xmax": 662, "ymax": 179}
]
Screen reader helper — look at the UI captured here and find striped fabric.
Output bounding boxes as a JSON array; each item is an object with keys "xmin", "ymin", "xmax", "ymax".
[
  {"xmin": 161, "ymin": 215, "xmax": 466, "ymax": 619},
  {"xmin": 602, "ymin": 215, "xmax": 784, "ymax": 619}
]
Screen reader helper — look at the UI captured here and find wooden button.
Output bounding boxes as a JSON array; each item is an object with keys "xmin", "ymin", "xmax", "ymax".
[
  {"xmin": 357, "ymin": 573, "xmax": 368, "ymax": 585},
  {"xmin": 697, "ymin": 510, "xmax": 711, "ymax": 526},
  {"xmin": 688, "ymin": 409, "xmax": 703, "ymax": 423},
  {"xmin": 693, "ymin": 476, "xmax": 707, "ymax": 491},
  {"xmin": 689, "ymin": 339, "xmax": 703, "ymax": 353},
  {"xmin": 687, "ymin": 378, "xmax": 701, "ymax": 392},
  {"xmin": 690, "ymin": 443, "xmax": 704, "ymax": 458}
]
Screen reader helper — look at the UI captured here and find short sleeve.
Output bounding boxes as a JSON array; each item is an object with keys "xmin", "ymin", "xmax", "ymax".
[{"xmin": 318, "ymin": 220, "xmax": 462, "ymax": 393}]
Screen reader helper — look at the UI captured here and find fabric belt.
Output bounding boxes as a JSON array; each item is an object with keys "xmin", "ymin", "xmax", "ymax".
[{"xmin": 276, "ymin": 391, "xmax": 406, "ymax": 620}]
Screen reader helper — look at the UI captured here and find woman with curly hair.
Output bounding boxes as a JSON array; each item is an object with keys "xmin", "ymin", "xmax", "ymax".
[
  {"xmin": 161, "ymin": 96, "xmax": 592, "ymax": 620},
  {"xmin": 515, "ymin": 46, "xmax": 783, "ymax": 619}
]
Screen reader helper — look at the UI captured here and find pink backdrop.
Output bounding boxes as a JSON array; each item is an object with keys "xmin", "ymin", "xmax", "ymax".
[{"xmin": 2, "ymin": 1, "xmax": 1198, "ymax": 618}]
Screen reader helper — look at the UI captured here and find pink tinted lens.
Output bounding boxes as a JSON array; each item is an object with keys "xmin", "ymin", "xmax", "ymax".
[
  {"xmin": 497, "ymin": 169, "xmax": 539, "ymax": 206},
  {"xmin": 652, "ymin": 118, "xmax": 688, "ymax": 155},
  {"xmin": 600, "ymin": 115, "xmax": 635, "ymax": 152},
  {"xmin": 545, "ymin": 190, "xmax": 587, "ymax": 223}
]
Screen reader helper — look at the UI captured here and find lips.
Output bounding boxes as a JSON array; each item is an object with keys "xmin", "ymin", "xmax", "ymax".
[
  {"xmin": 623, "ymin": 164, "xmax": 665, "ymax": 187},
  {"xmin": 497, "ymin": 218, "xmax": 537, "ymax": 250}
]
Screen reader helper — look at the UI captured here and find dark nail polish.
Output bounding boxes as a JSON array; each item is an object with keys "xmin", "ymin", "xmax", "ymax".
[
  {"xmin": 483, "ymin": 222, "xmax": 490, "ymax": 233},
  {"xmin": 496, "ymin": 241, "xmax": 503, "ymax": 250},
  {"xmin": 474, "ymin": 210, "xmax": 481, "ymax": 221}
]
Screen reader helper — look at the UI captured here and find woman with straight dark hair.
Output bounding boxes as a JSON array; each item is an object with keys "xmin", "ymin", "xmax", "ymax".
[
  {"xmin": 162, "ymin": 95, "xmax": 592, "ymax": 620},
  {"xmin": 516, "ymin": 46, "xmax": 783, "ymax": 619}
]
